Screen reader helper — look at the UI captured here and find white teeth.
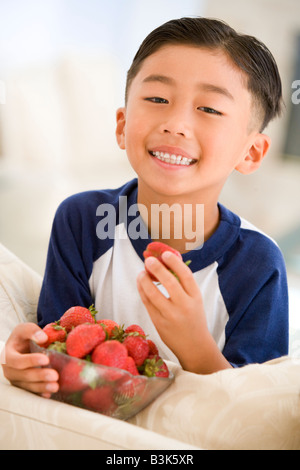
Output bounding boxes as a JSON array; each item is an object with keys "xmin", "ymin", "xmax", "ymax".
[{"xmin": 152, "ymin": 151, "xmax": 195, "ymax": 166}]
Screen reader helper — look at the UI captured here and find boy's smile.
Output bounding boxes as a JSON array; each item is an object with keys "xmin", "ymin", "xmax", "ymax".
[{"xmin": 116, "ymin": 44, "xmax": 270, "ymax": 207}]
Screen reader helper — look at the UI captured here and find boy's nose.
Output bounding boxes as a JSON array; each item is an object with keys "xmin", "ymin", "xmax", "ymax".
[{"xmin": 160, "ymin": 108, "xmax": 193, "ymax": 138}]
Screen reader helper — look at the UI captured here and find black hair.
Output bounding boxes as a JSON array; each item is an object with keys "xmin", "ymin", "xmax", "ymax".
[{"xmin": 125, "ymin": 17, "xmax": 283, "ymax": 131}]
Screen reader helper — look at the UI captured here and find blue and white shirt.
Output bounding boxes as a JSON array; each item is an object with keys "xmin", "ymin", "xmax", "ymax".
[{"xmin": 38, "ymin": 178, "xmax": 289, "ymax": 367}]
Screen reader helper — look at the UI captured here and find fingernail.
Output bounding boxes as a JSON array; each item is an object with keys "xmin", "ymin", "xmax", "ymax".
[
  {"xmin": 45, "ymin": 383, "xmax": 58, "ymax": 393},
  {"xmin": 38, "ymin": 356, "xmax": 49, "ymax": 366},
  {"xmin": 45, "ymin": 372, "xmax": 57, "ymax": 382},
  {"xmin": 32, "ymin": 330, "xmax": 48, "ymax": 343},
  {"xmin": 145, "ymin": 257, "xmax": 156, "ymax": 267}
]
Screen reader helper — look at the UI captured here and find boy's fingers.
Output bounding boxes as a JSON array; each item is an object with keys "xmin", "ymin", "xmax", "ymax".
[
  {"xmin": 12, "ymin": 379, "xmax": 59, "ymax": 396},
  {"xmin": 137, "ymin": 271, "xmax": 167, "ymax": 314},
  {"xmin": 4, "ymin": 323, "xmax": 49, "ymax": 369},
  {"xmin": 160, "ymin": 251, "xmax": 200, "ymax": 297},
  {"xmin": 6, "ymin": 365, "xmax": 59, "ymax": 384},
  {"xmin": 5, "ymin": 351, "xmax": 49, "ymax": 370}
]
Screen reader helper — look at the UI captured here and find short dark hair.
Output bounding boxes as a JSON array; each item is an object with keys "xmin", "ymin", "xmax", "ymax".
[{"xmin": 125, "ymin": 17, "xmax": 283, "ymax": 131}]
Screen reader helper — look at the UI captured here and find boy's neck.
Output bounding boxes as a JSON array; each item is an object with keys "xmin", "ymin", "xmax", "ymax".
[{"xmin": 137, "ymin": 184, "xmax": 220, "ymax": 254}]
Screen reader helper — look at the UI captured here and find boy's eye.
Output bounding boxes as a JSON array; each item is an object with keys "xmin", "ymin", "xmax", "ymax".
[
  {"xmin": 198, "ymin": 106, "xmax": 222, "ymax": 116},
  {"xmin": 144, "ymin": 97, "xmax": 169, "ymax": 104}
]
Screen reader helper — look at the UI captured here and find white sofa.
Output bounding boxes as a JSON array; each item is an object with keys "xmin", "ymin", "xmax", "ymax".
[{"xmin": 1, "ymin": 242, "xmax": 300, "ymax": 450}]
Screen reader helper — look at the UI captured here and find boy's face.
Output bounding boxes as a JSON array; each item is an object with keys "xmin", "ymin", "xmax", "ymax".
[{"xmin": 116, "ymin": 45, "xmax": 270, "ymax": 202}]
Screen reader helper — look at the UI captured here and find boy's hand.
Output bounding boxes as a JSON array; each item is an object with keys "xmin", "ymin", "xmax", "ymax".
[
  {"xmin": 137, "ymin": 251, "xmax": 230, "ymax": 373},
  {"xmin": 1, "ymin": 323, "xmax": 59, "ymax": 398}
]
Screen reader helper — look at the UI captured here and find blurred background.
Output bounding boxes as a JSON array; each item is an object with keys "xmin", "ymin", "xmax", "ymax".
[{"xmin": 0, "ymin": 0, "xmax": 300, "ymax": 351}]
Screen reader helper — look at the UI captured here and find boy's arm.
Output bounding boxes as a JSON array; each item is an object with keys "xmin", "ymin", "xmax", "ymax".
[
  {"xmin": 137, "ymin": 248, "xmax": 289, "ymax": 372},
  {"xmin": 221, "ymin": 258, "xmax": 289, "ymax": 367},
  {"xmin": 137, "ymin": 251, "xmax": 232, "ymax": 374}
]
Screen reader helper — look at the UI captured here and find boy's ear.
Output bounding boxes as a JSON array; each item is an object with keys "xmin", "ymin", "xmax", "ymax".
[
  {"xmin": 116, "ymin": 107, "xmax": 126, "ymax": 150},
  {"xmin": 235, "ymin": 133, "xmax": 271, "ymax": 175}
]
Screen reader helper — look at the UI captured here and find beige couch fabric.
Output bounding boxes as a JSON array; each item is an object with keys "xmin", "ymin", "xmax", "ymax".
[
  {"xmin": 1, "ymin": 242, "xmax": 300, "ymax": 450},
  {"xmin": 0, "ymin": 366, "xmax": 197, "ymax": 450},
  {"xmin": 129, "ymin": 357, "xmax": 300, "ymax": 450}
]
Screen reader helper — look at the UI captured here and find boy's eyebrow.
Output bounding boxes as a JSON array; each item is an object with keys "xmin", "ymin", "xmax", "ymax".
[
  {"xmin": 198, "ymin": 83, "xmax": 235, "ymax": 101},
  {"xmin": 142, "ymin": 74, "xmax": 234, "ymax": 101},
  {"xmin": 142, "ymin": 74, "xmax": 174, "ymax": 85}
]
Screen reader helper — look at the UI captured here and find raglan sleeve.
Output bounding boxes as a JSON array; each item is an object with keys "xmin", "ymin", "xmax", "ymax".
[
  {"xmin": 221, "ymin": 238, "xmax": 289, "ymax": 368},
  {"xmin": 37, "ymin": 195, "xmax": 95, "ymax": 327}
]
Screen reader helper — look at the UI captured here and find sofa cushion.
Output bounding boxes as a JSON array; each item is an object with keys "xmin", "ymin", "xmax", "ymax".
[
  {"xmin": 129, "ymin": 357, "xmax": 300, "ymax": 450},
  {"xmin": 0, "ymin": 243, "xmax": 42, "ymax": 343}
]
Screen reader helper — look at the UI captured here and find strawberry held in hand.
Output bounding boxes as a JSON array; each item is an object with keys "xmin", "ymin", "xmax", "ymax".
[{"xmin": 143, "ymin": 241, "xmax": 191, "ymax": 282}]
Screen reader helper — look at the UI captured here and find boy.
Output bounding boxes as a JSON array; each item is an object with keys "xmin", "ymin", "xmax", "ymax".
[{"xmin": 2, "ymin": 17, "xmax": 288, "ymax": 397}]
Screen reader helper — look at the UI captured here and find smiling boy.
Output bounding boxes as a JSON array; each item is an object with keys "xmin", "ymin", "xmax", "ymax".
[{"xmin": 2, "ymin": 18, "xmax": 288, "ymax": 395}]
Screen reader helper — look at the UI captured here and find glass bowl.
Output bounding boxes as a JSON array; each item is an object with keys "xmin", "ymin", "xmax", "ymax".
[{"xmin": 30, "ymin": 340, "xmax": 174, "ymax": 420}]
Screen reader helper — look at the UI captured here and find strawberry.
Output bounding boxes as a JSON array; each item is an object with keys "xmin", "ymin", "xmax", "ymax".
[
  {"xmin": 123, "ymin": 335, "xmax": 149, "ymax": 366},
  {"xmin": 81, "ymin": 385, "xmax": 117, "ymax": 415},
  {"xmin": 147, "ymin": 339, "xmax": 159, "ymax": 356},
  {"xmin": 97, "ymin": 319, "xmax": 124, "ymax": 340},
  {"xmin": 154, "ymin": 360, "xmax": 169, "ymax": 378},
  {"xmin": 114, "ymin": 375, "xmax": 146, "ymax": 406},
  {"xmin": 66, "ymin": 323, "xmax": 106, "ymax": 359},
  {"xmin": 124, "ymin": 324, "xmax": 146, "ymax": 337},
  {"xmin": 60, "ymin": 305, "xmax": 97, "ymax": 332},
  {"xmin": 42, "ymin": 322, "xmax": 66, "ymax": 348},
  {"xmin": 143, "ymin": 241, "xmax": 191, "ymax": 282},
  {"xmin": 59, "ymin": 361, "xmax": 95, "ymax": 394},
  {"xmin": 123, "ymin": 356, "xmax": 139, "ymax": 376},
  {"xmin": 91, "ymin": 340, "xmax": 128, "ymax": 369},
  {"xmin": 45, "ymin": 343, "xmax": 68, "ymax": 373},
  {"xmin": 142, "ymin": 354, "xmax": 170, "ymax": 378}
]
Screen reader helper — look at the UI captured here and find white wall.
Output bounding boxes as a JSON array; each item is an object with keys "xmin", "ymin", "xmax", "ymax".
[
  {"xmin": 0, "ymin": 0, "xmax": 206, "ymax": 273},
  {"xmin": 202, "ymin": 0, "xmax": 300, "ymax": 240}
]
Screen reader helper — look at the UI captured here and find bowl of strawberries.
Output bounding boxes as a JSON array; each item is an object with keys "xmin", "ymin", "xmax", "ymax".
[{"xmin": 30, "ymin": 305, "xmax": 174, "ymax": 420}]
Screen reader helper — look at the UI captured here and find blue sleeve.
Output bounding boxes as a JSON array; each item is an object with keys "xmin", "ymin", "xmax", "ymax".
[
  {"xmin": 220, "ymin": 237, "xmax": 289, "ymax": 367},
  {"xmin": 37, "ymin": 195, "xmax": 95, "ymax": 327}
]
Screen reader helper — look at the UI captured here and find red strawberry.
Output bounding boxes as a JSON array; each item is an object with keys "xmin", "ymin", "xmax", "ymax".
[
  {"xmin": 143, "ymin": 241, "xmax": 190, "ymax": 282},
  {"xmin": 42, "ymin": 322, "xmax": 67, "ymax": 348},
  {"xmin": 142, "ymin": 355, "xmax": 170, "ymax": 378},
  {"xmin": 147, "ymin": 339, "xmax": 159, "ymax": 356},
  {"xmin": 59, "ymin": 361, "xmax": 90, "ymax": 394},
  {"xmin": 47, "ymin": 347, "xmax": 67, "ymax": 373},
  {"xmin": 66, "ymin": 323, "xmax": 106, "ymax": 359},
  {"xmin": 60, "ymin": 305, "xmax": 97, "ymax": 332},
  {"xmin": 124, "ymin": 356, "xmax": 139, "ymax": 376},
  {"xmin": 82, "ymin": 385, "xmax": 117, "ymax": 415},
  {"xmin": 114, "ymin": 375, "xmax": 146, "ymax": 406},
  {"xmin": 91, "ymin": 340, "xmax": 128, "ymax": 369},
  {"xmin": 155, "ymin": 360, "xmax": 170, "ymax": 378},
  {"xmin": 123, "ymin": 335, "xmax": 149, "ymax": 366},
  {"xmin": 97, "ymin": 319, "xmax": 124, "ymax": 340},
  {"xmin": 124, "ymin": 324, "xmax": 146, "ymax": 337}
]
